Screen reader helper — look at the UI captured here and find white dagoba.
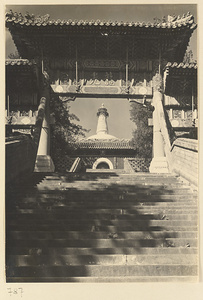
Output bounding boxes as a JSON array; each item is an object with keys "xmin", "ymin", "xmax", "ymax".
[{"xmin": 87, "ymin": 104, "xmax": 117, "ymax": 140}]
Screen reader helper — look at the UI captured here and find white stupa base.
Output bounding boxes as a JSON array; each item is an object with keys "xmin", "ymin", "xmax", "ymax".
[{"xmin": 149, "ymin": 157, "xmax": 169, "ymax": 174}]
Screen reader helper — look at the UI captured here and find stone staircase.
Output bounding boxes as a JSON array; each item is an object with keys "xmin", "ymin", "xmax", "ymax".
[{"xmin": 6, "ymin": 170, "xmax": 198, "ymax": 282}]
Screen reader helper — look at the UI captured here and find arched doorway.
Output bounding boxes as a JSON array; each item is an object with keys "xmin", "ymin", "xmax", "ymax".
[
  {"xmin": 92, "ymin": 158, "xmax": 114, "ymax": 170},
  {"xmin": 96, "ymin": 162, "xmax": 110, "ymax": 169}
]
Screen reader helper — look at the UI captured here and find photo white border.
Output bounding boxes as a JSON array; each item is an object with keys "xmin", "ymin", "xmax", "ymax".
[{"xmin": 0, "ymin": 1, "xmax": 202, "ymax": 299}]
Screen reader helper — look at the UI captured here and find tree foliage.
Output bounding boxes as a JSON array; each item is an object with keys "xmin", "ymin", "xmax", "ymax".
[
  {"xmin": 8, "ymin": 51, "xmax": 20, "ymax": 59},
  {"xmin": 50, "ymin": 94, "xmax": 90, "ymax": 157},
  {"xmin": 183, "ymin": 50, "xmax": 196, "ymax": 64},
  {"xmin": 130, "ymin": 102, "xmax": 153, "ymax": 158}
]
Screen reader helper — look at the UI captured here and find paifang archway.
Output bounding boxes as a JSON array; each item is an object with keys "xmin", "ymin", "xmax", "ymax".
[{"xmin": 5, "ymin": 11, "xmax": 197, "ymax": 173}]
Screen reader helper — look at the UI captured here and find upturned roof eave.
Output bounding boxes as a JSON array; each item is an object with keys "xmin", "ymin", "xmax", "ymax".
[
  {"xmin": 163, "ymin": 62, "xmax": 197, "ymax": 86},
  {"xmin": 6, "ymin": 12, "xmax": 197, "ymax": 63}
]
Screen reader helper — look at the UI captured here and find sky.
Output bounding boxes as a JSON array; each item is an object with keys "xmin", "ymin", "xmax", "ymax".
[{"xmin": 5, "ymin": 4, "xmax": 197, "ymax": 139}]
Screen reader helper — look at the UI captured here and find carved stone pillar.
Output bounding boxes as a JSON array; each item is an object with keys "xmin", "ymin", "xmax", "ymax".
[{"xmin": 149, "ymin": 74, "xmax": 169, "ymax": 173}]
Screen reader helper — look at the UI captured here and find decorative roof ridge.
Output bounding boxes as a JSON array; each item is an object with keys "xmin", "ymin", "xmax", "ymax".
[
  {"xmin": 78, "ymin": 138, "xmax": 131, "ymax": 142},
  {"xmin": 5, "ymin": 10, "xmax": 197, "ymax": 30},
  {"xmin": 75, "ymin": 139, "xmax": 134, "ymax": 149},
  {"xmin": 5, "ymin": 58, "xmax": 36, "ymax": 66},
  {"xmin": 165, "ymin": 61, "xmax": 197, "ymax": 69}
]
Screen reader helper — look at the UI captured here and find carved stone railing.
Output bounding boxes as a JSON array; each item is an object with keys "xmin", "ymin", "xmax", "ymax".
[
  {"xmin": 151, "ymin": 74, "xmax": 173, "ymax": 172},
  {"xmin": 156, "ymin": 94, "xmax": 173, "ymax": 172}
]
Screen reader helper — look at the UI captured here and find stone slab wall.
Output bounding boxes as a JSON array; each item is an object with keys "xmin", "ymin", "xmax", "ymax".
[{"xmin": 171, "ymin": 138, "xmax": 198, "ymax": 187}]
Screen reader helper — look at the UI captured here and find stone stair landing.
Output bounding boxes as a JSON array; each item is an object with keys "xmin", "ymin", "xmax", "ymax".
[{"xmin": 6, "ymin": 171, "xmax": 198, "ymax": 282}]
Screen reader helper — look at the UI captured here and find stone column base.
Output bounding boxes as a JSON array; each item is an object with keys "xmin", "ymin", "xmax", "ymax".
[
  {"xmin": 34, "ymin": 155, "xmax": 55, "ymax": 173},
  {"xmin": 149, "ymin": 157, "xmax": 169, "ymax": 174}
]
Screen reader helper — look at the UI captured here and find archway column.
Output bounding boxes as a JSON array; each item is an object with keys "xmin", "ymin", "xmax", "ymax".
[
  {"xmin": 149, "ymin": 74, "xmax": 169, "ymax": 173},
  {"xmin": 37, "ymin": 107, "xmax": 50, "ymax": 156},
  {"xmin": 34, "ymin": 66, "xmax": 55, "ymax": 172}
]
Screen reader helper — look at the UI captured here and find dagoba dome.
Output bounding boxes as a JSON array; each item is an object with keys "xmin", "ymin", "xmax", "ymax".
[{"xmin": 87, "ymin": 104, "xmax": 118, "ymax": 140}]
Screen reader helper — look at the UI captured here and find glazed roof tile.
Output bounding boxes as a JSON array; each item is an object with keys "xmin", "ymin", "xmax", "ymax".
[
  {"xmin": 77, "ymin": 139, "xmax": 134, "ymax": 150},
  {"xmin": 165, "ymin": 62, "xmax": 197, "ymax": 69},
  {"xmin": 6, "ymin": 10, "xmax": 197, "ymax": 30}
]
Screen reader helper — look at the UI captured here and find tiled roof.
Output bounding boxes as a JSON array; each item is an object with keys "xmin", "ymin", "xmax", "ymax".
[
  {"xmin": 164, "ymin": 62, "xmax": 197, "ymax": 99},
  {"xmin": 6, "ymin": 10, "xmax": 197, "ymax": 30},
  {"xmin": 6, "ymin": 59, "xmax": 36, "ymax": 66},
  {"xmin": 77, "ymin": 139, "xmax": 134, "ymax": 150}
]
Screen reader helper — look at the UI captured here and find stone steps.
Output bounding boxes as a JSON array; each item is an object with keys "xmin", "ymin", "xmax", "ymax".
[
  {"xmin": 7, "ymin": 254, "xmax": 197, "ymax": 266},
  {"xmin": 7, "ymin": 212, "xmax": 198, "ymax": 221},
  {"xmin": 35, "ymin": 187, "xmax": 192, "ymax": 195},
  {"xmin": 7, "ymin": 275, "xmax": 198, "ymax": 283},
  {"xmin": 8, "ymin": 205, "xmax": 197, "ymax": 213},
  {"xmin": 10, "ymin": 191, "xmax": 195, "ymax": 199},
  {"xmin": 11, "ymin": 191, "xmax": 196, "ymax": 199},
  {"xmin": 7, "ymin": 246, "xmax": 198, "ymax": 255},
  {"xmin": 6, "ymin": 171, "xmax": 198, "ymax": 282},
  {"xmin": 7, "ymin": 230, "xmax": 198, "ymax": 239},
  {"xmin": 6, "ymin": 217, "xmax": 198, "ymax": 226},
  {"xmin": 8, "ymin": 208, "xmax": 198, "ymax": 214},
  {"xmin": 60, "ymin": 172, "xmax": 178, "ymax": 178},
  {"xmin": 85, "ymin": 169, "xmax": 127, "ymax": 174},
  {"xmin": 9, "ymin": 197, "xmax": 197, "ymax": 204},
  {"xmin": 39, "ymin": 179, "xmax": 184, "ymax": 185},
  {"xmin": 7, "ymin": 224, "xmax": 198, "ymax": 232},
  {"xmin": 9, "ymin": 201, "xmax": 197, "ymax": 209},
  {"xmin": 36, "ymin": 180, "xmax": 187, "ymax": 186},
  {"xmin": 7, "ymin": 264, "xmax": 198, "ymax": 278},
  {"xmin": 7, "ymin": 238, "xmax": 198, "ymax": 248}
]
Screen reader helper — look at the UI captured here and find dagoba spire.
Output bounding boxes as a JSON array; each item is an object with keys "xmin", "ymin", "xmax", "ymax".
[
  {"xmin": 96, "ymin": 103, "xmax": 109, "ymax": 135},
  {"xmin": 87, "ymin": 104, "xmax": 117, "ymax": 140}
]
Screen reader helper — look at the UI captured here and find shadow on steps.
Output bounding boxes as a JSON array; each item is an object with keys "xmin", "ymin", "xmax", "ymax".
[{"xmin": 6, "ymin": 171, "xmax": 198, "ymax": 282}]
